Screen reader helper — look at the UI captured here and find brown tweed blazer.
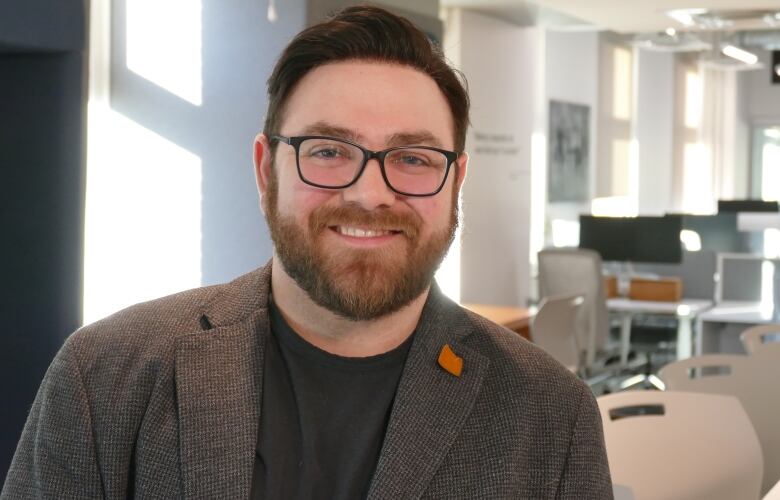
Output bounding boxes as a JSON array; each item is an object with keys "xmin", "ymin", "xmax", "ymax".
[{"xmin": 2, "ymin": 264, "xmax": 612, "ymax": 499}]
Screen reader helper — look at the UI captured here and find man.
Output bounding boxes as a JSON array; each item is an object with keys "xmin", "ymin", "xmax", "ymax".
[{"xmin": 3, "ymin": 6, "xmax": 612, "ymax": 499}]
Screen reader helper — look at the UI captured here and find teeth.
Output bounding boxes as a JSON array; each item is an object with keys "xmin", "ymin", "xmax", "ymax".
[{"xmin": 337, "ymin": 226, "xmax": 392, "ymax": 238}]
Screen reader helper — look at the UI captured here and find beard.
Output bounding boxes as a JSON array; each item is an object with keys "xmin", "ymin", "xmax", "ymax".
[{"xmin": 263, "ymin": 171, "xmax": 458, "ymax": 321}]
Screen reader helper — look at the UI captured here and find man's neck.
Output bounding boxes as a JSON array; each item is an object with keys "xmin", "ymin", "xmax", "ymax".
[{"xmin": 269, "ymin": 257, "xmax": 428, "ymax": 357}]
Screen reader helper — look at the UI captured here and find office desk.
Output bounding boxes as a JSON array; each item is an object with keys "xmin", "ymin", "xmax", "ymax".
[
  {"xmin": 608, "ymin": 298, "xmax": 712, "ymax": 364},
  {"xmin": 696, "ymin": 301, "xmax": 779, "ymax": 355},
  {"xmin": 462, "ymin": 304, "xmax": 534, "ymax": 341}
]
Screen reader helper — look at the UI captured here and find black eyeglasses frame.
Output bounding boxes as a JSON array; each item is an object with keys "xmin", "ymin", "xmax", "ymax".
[{"xmin": 271, "ymin": 135, "xmax": 459, "ymax": 197}]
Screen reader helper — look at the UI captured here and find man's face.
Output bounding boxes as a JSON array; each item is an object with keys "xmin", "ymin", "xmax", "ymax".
[{"xmin": 256, "ymin": 60, "xmax": 467, "ymax": 321}]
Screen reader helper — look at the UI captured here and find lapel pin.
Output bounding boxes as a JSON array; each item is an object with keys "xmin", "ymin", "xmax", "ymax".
[{"xmin": 438, "ymin": 344, "xmax": 463, "ymax": 377}]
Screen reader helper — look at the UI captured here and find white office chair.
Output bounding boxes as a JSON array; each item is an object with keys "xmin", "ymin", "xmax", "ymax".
[
  {"xmin": 660, "ymin": 354, "xmax": 780, "ymax": 495},
  {"xmin": 598, "ymin": 390, "xmax": 763, "ymax": 500},
  {"xmin": 537, "ymin": 248, "xmax": 612, "ymax": 372},
  {"xmin": 741, "ymin": 324, "xmax": 780, "ymax": 355},
  {"xmin": 530, "ymin": 293, "xmax": 583, "ymax": 373}
]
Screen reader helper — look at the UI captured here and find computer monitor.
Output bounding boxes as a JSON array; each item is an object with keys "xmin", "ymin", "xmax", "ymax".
[
  {"xmin": 717, "ymin": 199, "xmax": 779, "ymax": 213},
  {"xmin": 578, "ymin": 215, "xmax": 683, "ymax": 264}
]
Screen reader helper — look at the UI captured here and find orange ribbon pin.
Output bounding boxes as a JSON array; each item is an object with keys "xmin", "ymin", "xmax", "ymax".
[{"xmin": 438, "ymin": 344, "xmax": 463, "ymax": 377}]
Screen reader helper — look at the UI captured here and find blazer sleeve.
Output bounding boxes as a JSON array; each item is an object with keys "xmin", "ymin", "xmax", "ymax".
[
  {"xmin": 1, "ymin": 338, "xmax": 104, "ymax": 499},
  {"xmin": 555, "ymin": 384, "xmax": 613, "ymax": 500}
]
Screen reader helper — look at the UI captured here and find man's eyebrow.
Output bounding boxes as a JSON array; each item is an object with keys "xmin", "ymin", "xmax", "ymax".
[
  {"xmin": 299, "ymin": 122, "xmax": 445, "ymax": 149},
  {"xmin": 301, "ymin": 122, "xmax": 362, "ymax": 142},
  {"xmin": 386, "ymin": 131, "xmax": 444, "ymax": 148}
]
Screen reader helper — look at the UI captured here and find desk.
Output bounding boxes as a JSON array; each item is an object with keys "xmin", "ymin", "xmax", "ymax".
[
  {"xmin": 696, "ymin": 301, "xmax": 779, "ymax": 355},
  {"xmin": 462, "ymin": 304, "xmax": 534, "ymax": 341},
  {"xmin": 608, "ymin": 298, "xmax": 712, "ymax": 365}
]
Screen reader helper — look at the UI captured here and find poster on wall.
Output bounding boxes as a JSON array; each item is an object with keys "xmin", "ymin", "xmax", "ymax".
[{"xmin": 548, "ymin": 100, "xmax": 590, "ymax": 203}]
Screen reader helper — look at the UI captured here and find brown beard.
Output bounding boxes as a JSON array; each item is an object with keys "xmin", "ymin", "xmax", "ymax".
[{"xmin": 263, "ymin": 169, "xmax": 458, "ymax": 321}]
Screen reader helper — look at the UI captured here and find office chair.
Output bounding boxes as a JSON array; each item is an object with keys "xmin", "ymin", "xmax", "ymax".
[
  {"xmin": 741, "ymin": 324, "xmax": 780, "ymax": 356},
  {"xmin": 598, "ymin": 390, "xmax": 763, "ymax": 500},
  {"xmin": 537, "ymin": 248, "xmax": 610, "ymax": 371},
  {"xmin": 660, "ymin": 354, "xmax": 780, "ymax": 495},
  {"xmin": 530, "ymin": 293, "xmax": 583, "ymax": 373}
]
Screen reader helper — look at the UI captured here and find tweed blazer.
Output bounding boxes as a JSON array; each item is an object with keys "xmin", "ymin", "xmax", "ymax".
[{"xmin": 2, "ymin": 264, "xmax": 612, "ymax": 499}]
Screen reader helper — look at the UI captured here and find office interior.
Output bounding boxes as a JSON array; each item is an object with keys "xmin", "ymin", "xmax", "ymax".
[{"xmin": 3, "ymin": 0, "xmax": 780, "ymax": 497}]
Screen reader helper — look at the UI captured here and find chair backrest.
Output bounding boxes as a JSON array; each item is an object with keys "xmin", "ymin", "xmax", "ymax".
[
  {"xmin": 741, "ymin": 324, "xmax": 780, "ymax": 356},
  {"xmin": 537, "ymin": 248, "xmax": 608, "ymax": 368},
  {"xmin": 530, "ymin": 293, "xmax": 583, "ymax": 372},
  {"xmin": 598, "ymin": 390, "xmax": 763, "ymax": 500},
  {"xmin": 660, "ymin": 354, "xmax": 780, "ymax": 495}
]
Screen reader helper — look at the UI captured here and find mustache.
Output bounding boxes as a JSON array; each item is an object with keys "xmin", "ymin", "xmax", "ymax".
[{"xmin": 308, "ymin": 204, "xmax": 422, "ymax": 240}]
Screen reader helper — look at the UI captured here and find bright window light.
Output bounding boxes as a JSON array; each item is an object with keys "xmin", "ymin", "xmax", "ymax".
[
  {"xmin": 84, "ymin": 104, "xmax": 203, "ymax": 324},
  {"xmin": 721, "ymin": 45, "xmax": 759, "ymax": 66},
  {"xmin": 680, "ymin": 229, "xmax": 702, "ymax": 251},
  {"xmin": 551, "ymin": 219, "xmax": 580, "ymax": 247},
  {"xmin": 436, "ymin": 204, "xmax": 461, "ymax": 303},
  {"xmin": 684, "ymin": 70, "xmax": 702, "ymax": 128},
  {"xmin": 126, "ymin": 0, "xmax": 203, "ymax": 106},
  {"xmin": 612, "ymin": 47, "xmax": 632, "ymax": 120}
]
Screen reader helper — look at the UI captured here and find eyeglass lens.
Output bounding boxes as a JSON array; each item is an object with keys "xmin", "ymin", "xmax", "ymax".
[{"xmin": 297, "ymin": 137, "xmax": 448, "ymax": 195}]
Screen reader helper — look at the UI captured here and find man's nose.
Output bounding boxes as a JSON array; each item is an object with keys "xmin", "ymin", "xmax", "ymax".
[{"xmin": 341, "ymin": 158, "xmax": 397, "ymax": 209}]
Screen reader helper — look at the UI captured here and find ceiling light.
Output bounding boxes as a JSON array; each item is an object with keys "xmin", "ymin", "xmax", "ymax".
[
  {"xmin": 666, "ymin": 8, "xmax": 708, "ymax": 27},
  {"xmin": 776, "ymin": 64, "xmax": 780, "ymax": 77},
  {"xmin": 665, "ymin": 27, "xmax": 677, "ymax": 37},
  {"xmin": 722, "ymin": 45, "xmax": 759, "ymax": 65}
]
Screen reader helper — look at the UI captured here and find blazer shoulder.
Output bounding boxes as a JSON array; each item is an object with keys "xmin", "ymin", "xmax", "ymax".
[{"xmin": 67, "ymin": 266, "xmax": 270, "ymax": 368}]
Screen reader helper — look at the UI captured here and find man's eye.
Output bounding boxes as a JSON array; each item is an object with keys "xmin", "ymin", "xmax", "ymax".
[
  {"xmin": 399, "ymin": 154, "xmax": 431, "ymax": 166},
  {"xmin": 309, "ymin": 147, "xmax": 345, "ymax": 159}
]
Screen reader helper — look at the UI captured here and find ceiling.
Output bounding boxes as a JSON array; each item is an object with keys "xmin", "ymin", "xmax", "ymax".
[{"xmin": 442, "ymin": 0, "xmax": 780, "ymax": 34}]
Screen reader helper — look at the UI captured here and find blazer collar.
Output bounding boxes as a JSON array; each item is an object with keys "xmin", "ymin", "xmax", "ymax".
[
  {"xmin": 174, "ymin": 263, "xmax": 272, "ymax": 499},
  {"xmin": 367, "ymin": 284, "xmax": 490, "ymax": 499}
]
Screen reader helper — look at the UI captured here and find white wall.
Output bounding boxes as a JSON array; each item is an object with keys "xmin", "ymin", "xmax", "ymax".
[
  {"xmin": 635, "ymin": 49, "xmax": 675, "ymax": 214},
  {"xmin": 445, "ymin": 9, "xmax": 538, "ymax": 306},
  {"xmin": 742, "ymin": 49, "xmax": 780, "ymax": 124}
]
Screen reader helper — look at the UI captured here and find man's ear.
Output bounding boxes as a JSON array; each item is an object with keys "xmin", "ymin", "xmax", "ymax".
[
  {"xmin": 454, "ymin": 152, "xmax": 469, "ymax": 193},
  {"xmin": 253, "ymin": 133, "xmax": 273, "ymax": 198}
]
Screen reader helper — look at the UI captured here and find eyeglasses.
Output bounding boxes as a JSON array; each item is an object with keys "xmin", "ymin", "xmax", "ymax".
[{"xmin": 272, "ymin": 135, "xmax": 459, "ymax": 197}]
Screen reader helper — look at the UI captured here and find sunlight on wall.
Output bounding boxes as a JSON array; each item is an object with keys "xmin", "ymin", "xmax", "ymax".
[
  {"xmin": 84, "ymin": 103, "xmax": 202, "ymax": 324},
  {"xmin": 591, "ymin": 196, "xmax": 638, "ymax": 217},
  {"xmin": 682, "ymin": 142, "xmax": 713, "ymax": 214},
  {"xmin": 761, "ymin": 143, "xmax": 780, "ymax": 201},
  {"xmin": 126, "ymin": 0, "xmax": 202, "ymax": 105},
  {"xmin": 684, "ymin": 70, "xmax": 702, "ymax": 128},
  {"xmin": 612, "ymin": 47, "xmax": 632, "ymax": 120}
]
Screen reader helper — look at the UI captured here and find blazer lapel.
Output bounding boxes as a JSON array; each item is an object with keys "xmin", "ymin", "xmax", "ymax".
[
  {"xmin": 367, "ymin": 289, "xmax": 490, "ymax": 499},
  {"xmin": 175, "ymin": 307, "xmax": 270, "ymax": 499}
]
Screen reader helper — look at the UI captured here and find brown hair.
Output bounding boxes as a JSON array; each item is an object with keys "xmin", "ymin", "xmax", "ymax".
[{"xmin": 263, "ymin": 5, "xmax": 470, "ymax": 152}]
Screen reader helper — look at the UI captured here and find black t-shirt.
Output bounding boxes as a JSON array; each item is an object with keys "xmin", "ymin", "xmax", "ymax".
[{"xmin": 251, "ymin": 299, "xmax": 412, "ymax": 500}]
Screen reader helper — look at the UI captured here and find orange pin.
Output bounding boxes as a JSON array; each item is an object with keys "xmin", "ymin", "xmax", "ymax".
[{"xmin": 438, "ymin": 344, "xmax": 463, "ymax": 377}]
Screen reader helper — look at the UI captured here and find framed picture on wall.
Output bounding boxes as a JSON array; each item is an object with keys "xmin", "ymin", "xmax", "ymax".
[{"xmin": 548, "ymin": 100, "xmax": 590, "ymax": 203}]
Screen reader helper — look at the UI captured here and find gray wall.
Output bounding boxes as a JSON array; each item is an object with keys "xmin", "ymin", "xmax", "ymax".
[{"xmin": 110, "ymin": 0, "xmax": 306, "ymax": 285}]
